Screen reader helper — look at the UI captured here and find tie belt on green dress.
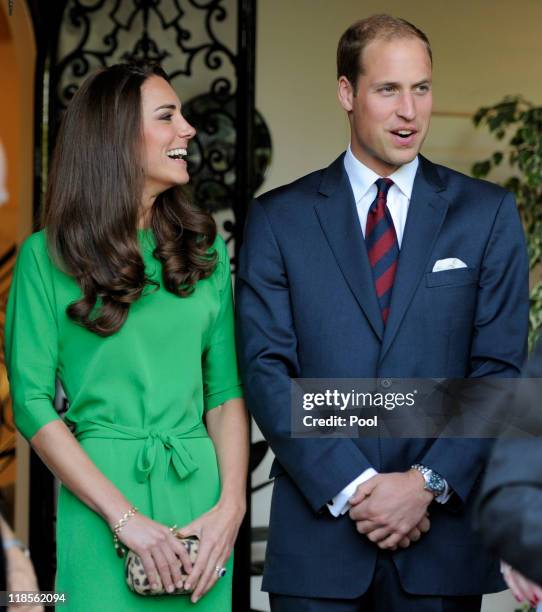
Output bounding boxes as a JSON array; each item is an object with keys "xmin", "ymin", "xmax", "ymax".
[{"xmin": 74, "ymin": 420, "xmax": 209, "ymax": 521}]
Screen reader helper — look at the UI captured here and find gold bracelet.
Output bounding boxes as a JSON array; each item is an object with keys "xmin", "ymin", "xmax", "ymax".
[{"xmin": 112, "ymin": 506, "xmax": 137, "ymax": 558}]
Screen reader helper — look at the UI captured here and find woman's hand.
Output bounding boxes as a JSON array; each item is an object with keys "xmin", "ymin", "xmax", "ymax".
[
  {"xmin": 116, "ymin": 512, "xmax": 194, "ymax": 593},
  {"xmin": 176, "ymin": 500, "xmax": 245, "ymax": 604},
  {"xmin": 501, "ymin": 561, "xmax": 542, "ymax": 608},
  {"xmin": 179, "ymin": 398, "xmax": 248, "ymax": 603}
]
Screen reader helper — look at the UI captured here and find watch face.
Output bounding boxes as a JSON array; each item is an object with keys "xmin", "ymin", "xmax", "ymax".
[{"xmin": 428, "ymin": 472, "xmax": 445, "ymax": 495}]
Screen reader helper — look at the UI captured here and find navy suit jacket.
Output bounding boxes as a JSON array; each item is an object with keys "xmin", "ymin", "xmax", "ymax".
[{"xmin": 236, "ymin": 153, "xmax": 529, "ymax": 598}]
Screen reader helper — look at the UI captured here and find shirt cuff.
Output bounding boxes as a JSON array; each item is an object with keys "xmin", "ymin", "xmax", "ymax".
[
  {"xmin": 327, "ymin": 468, "xmax": 378, "ymax": 517},
  {"xmin": 435, "ymin": 479, "xmax": 451, "ymax": 504}
]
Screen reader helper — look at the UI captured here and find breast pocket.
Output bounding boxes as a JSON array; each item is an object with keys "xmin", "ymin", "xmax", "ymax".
[{"xmin": 425, "ymin": 267, "xmax": 478, "ymax": 288}]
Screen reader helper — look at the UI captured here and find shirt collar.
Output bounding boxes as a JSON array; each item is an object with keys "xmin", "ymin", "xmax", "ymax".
[{"xmin": 344, "ymin": 145, "xmax": 419, "ymax": 202}]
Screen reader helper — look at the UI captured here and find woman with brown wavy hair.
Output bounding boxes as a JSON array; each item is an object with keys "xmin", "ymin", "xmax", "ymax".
[{"xmin": 4, "ymin": 62, "xmax": 248, "ymax": 611}]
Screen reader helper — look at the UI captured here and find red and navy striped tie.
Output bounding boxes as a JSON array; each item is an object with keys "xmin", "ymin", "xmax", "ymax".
[{"xmin": 365, "ymin": 178, "xmax": 398, "ymax": 324}]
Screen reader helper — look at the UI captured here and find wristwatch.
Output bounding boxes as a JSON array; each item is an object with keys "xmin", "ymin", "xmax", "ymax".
[
  {"xmin": 2, "ymin": 537, "xmax": 30, "ymax": 558},
  {"xmin": 411, "ymin": 464, "xmax": 446, "ymax": 498}
]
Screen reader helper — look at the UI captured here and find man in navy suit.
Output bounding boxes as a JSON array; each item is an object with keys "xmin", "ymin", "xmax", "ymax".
[{"xmin": 236, "ymin": 14, "xmax": 529, "ymax": 611}]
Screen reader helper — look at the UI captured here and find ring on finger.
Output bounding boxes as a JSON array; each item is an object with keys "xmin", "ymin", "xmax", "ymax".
[{"xmin": 215, "ymin": 565, "xmax": 227, "ymax": 578}]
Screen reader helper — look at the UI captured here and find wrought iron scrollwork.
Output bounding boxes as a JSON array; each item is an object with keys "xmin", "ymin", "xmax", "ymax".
[
  {"xmin": 184, "ymin": 92, "xmax": 271, "ymax": 213},
  {"xmin": 56, "ymin": 0, "xmax": 235, "ymax": 108}
]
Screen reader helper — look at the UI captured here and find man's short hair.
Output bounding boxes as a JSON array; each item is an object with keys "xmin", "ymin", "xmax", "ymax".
[{"xmin": 337, "ymin": 14, "xmax": 432, "ymax": 91}]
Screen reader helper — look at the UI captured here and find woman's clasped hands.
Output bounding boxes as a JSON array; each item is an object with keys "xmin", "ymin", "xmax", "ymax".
[{"xmin": 116, "ymin": 511, "xmax": 194, "ymax": 594}]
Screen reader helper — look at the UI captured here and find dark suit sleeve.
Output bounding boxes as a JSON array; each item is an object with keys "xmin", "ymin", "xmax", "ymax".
[
  {"xmin": 419, "ymin": 192, "xmax": 529, "ymax": 504},
  {"xmin": 236, "ymin": 198, "xmax": 374, "ymax": 513},
  {"xmin": 475, "ymin": 438, "xmax": 542, "ymax": 585}
]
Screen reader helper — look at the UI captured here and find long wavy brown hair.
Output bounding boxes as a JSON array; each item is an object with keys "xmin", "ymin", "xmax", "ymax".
[{"xmin": 43, "ymin": 62, "xmax": 217, "ymax": 336}]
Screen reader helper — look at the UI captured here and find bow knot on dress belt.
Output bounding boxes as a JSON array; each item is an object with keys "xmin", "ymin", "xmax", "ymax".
[{"xmin": 135, "ymin": 429, "xmax": 199, "ymax": 483}]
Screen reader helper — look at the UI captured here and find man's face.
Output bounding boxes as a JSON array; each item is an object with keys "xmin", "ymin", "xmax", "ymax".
[{"xmin": 338, "ymin": 36, "xmax": 433, "ymax": 176}]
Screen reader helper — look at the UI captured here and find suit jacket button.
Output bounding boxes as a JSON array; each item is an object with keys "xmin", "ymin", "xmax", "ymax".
[{"xmin": 380, "ymin": 378, "xmax": 392, "ymax": 389}]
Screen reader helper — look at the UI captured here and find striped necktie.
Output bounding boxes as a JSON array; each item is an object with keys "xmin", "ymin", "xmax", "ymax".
[{"xmin": 365, "ymin": 178, "xmax": 399, "ymax": 324}]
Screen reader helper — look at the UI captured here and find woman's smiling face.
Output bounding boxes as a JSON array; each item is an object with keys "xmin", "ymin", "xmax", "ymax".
[{"xmin": 140, "ymin": 75, "xmax": 196, "ymax": 199}]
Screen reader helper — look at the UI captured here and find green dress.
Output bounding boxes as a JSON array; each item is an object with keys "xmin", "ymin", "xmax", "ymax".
[{"xmin": 4, "ymin": 229, "xmax": 243, "ymax": 610}]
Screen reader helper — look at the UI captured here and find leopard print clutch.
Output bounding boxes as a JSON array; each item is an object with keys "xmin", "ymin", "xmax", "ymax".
[{"xmin": 125, "ymin": 534, "xmax": 199, "ymax": 596}]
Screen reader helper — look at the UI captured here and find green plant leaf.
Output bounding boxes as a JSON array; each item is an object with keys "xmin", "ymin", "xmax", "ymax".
[
  {"xmin": 472, "ymin": 160, "xmax": 492, "ymax": 178},
  {"xmin": 492, "ymin": 152, "xmax": 504, "ymax": 165}
]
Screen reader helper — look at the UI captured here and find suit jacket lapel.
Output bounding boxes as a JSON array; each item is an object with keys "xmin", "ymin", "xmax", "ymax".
[
  {"xmin": 380, "ymin": 156, "xmax": 449, "ymax": 361},
  {"xmin": 314, "ymin": 154, "xmax": 384, "ymax": 341}
]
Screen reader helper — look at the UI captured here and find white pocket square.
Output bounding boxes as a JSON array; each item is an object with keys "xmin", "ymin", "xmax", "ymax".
[{"xmin": 432, "ymin": 258, "xmax": 468, "ymax": 272}]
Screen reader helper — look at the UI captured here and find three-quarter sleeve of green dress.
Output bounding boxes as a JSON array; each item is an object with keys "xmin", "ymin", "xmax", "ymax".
[
  {"xmin": 4, "ymin": 233, "xmax": 61, "ymax": 440},
  {"xmin": 202, "ymin": 235, "xmax": 243, "ymax": 411}
]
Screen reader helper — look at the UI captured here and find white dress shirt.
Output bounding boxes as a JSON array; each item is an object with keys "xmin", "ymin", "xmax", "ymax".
[
  {"xmin": 344, "ymin": 144, "xmax": 418, "ymax": 246},
  {"xmin": 327, "ymin": 147, "xmax": 449, "ymax": 517}
]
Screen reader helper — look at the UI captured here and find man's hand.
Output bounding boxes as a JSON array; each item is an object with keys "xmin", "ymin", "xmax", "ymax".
[{"xmin": 349, "ymin": 470, "xmax": 434, "ymax": 550}]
